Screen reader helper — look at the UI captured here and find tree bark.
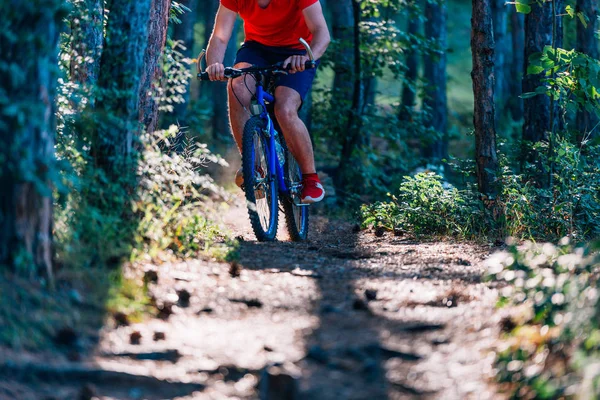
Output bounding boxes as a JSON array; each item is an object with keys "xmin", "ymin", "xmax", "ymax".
[
  {"xmin": 330, "ymin": 0, "xmax": 355, "ymax": 104},
  {"xmin": 508, "ymin": 8, "xmax": 524, "ymax": 121},
  {"xmin": 0, "ymin": 0, "xmax": 65, "ymax": 281},
  {"xmin": 471, "ymin": 0, "xmax": 499, "ymax": 198},
  {"xmin": 422, "ymin": 0, "xmax": 448, "ymax": 163},
  {"xmin": 336, "ymin": 0, "xmax": 364, "ymax": 195},
  {"xmin": 70, "ymin": 0, "xmax": 104, "ymax": 85},
  {"xmin": 576, "ymin": 0, "xmax": 600, "ymax": 137},
  {"xmin": 95, "ymin": 0, "xmax": 152, "ymax": 176},
  {"xmin": 492, "ymin": 0, "xmax": 509, "ymax": 117},
  {"xmin": 399, "ymin": 16, "xmax": 420, "ymax": 122},
  {"xmin": 522, "ymin": 2, "xmax": 555, "ymax": 144},
  {"xmin": 139, "ymin": 0, "xmax": 172, "ymax": 134}
]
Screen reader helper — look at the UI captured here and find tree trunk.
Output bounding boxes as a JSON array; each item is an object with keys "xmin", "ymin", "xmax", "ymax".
[
  {"xmin": 361, "ymin": 14, "xmax": 379, "ymax": 123},
  {"xmin": 171, "ymin": 0, "xmax": 197, "ymax": 127},
  {"xmin": 553, "ymin": 0, "xmax": 564, "ymax": 133},
  {"xmin": 492, "ymin": 0, "xmax": 508, "ymax": 117},
  {"xmin": 576, "ymin": 0, "xmax": 599, "ymax": 138},
  {"xmin": 0, "ymin": 0, "xmax": 64, "ymax": 281},
  {"xmin": 139, "ymin": 0, "xmax": 172, "ymax": 134},
  {"xmin": 508, "ymin": 8, "xmax": 524, "ymax": 121},
  {"xmin": 95, "ymin": 0, "xmax": 152, "ymax": 176},
  {"xmin": 522, "ymin": 2, "xmax": 555, "ymax": 144},
  {"xmin": 336, "ymin": 0, "xmax": 364, "ymax": 195},
  {"xmin": 330, "ymin": 0, "xmax": 355, "ymax": 104},
  {"xmin": 576, "ymin": 0, "xmax": 599, "ymax": 60},
  {"xmin": 422, "ymin": 0, "xmax": 448, "ymax": 163},
  {"xmin": 399, "ymin": 16, "xmax": 420, "ymax": 122},
  {"xmin": 70, "ymin": 0, "xmax": 104, "ymax": 85},
  {"xmin": 471, "ymin": 0, "xmax": 499, "ymax": 199}
]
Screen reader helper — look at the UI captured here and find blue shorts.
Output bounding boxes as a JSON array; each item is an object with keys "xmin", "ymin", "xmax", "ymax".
[{"xmin": 234, "ymin": 41, "xmax": 319, "ymax": 102}]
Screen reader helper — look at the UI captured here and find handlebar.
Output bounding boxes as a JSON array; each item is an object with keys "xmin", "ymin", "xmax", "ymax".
[
  {"xmin": 196, "ymin": 38, "xmax": 316, "ymax": 82},
  {"xmin": 197, "ymin": 61, "xmax": 316, "ymax": 82}
]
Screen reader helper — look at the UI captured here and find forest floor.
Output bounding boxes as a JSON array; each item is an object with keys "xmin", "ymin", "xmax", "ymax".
[{"xmin": 0, "ymin": 197, "xmax": 506, "ymax": 400}]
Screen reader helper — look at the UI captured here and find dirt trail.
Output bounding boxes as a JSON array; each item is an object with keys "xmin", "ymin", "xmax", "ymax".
[{"xmin": 1, "ymin": 198, "xmax": 503, "ymax": 400}]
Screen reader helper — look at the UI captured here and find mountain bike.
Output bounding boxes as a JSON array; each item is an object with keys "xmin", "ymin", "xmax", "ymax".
[{"xmin": 197, "ymin": 39, "xmax": 316, "ymax": 242}]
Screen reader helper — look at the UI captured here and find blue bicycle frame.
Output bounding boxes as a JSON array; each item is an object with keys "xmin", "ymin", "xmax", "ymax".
[{"xmin": 254, "ymin": 81, "xmax": 292, "ymax": 197}]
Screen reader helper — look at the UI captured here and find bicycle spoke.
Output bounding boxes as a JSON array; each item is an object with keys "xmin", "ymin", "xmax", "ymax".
[
  {"xmin": 282, "ymin": 149, "xmax": 308, "ymax": 241},
  {"xmin": 253, "ymin": 133, "xmax": 271, "ymax": 231}
]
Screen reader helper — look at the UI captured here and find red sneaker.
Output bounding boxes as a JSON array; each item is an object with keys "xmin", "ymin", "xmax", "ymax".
[{"xmin": 301, "ymin": 175, "xmax": 325, "ymax": 204}]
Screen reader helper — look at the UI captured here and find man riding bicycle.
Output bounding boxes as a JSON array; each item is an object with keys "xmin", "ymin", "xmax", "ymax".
[{"xmin": 205, "ymin": 0, "xmax": 330, "ymax": 204}]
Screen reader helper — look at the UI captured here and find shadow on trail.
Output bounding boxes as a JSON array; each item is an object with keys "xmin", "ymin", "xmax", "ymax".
[{"xmin": 237, "ymin": 218, "xmax": 454, "ymax": 399}]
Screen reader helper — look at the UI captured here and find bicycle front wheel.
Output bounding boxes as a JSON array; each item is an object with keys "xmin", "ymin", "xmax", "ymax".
[
  {"xmin": 281, "ymin": 147, "xmax": 309, "ymax": 241},
  {"xmin": 242, "ymin": 116, "xmax": 278, "ymax": 242}
]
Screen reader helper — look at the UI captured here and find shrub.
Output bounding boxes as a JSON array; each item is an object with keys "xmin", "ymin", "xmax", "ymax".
[
  {"xmin": 360, "ymin": 172, "xmax": 484, "ymax": 237},
  {"xmin": 133, "ymin": 127, "xmax": 232, "ymax": 260},
  {"xmin": 487, "ymin": 239, "xmax": 600, "ymax": 399},
  {"xmin": 499, "ymin": 137, "xmax": 600, "ymax": 242}
]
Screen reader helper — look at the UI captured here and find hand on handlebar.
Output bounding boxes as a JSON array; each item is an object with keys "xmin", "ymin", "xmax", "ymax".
[
  {"xmin": 283, "ymin": 55, "xmax": 310, "ymax": 74},
  {"xmin": 206, "ymin": 62, "xmax": 227, "ymax": 81}
]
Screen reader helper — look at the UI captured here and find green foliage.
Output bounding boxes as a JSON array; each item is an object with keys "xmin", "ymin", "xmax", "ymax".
[
  {"xmin": 159, "ymin": 39, "xmax": 193, "ymax": 114},
  {"xmin": 55, "ymin": 0, "xmax": 233, "ymax": 268},
  {"xmin": 170, "ymin": 1, "xmax": 191, "ymax": 24},
  {"xmin": 361, "ymin": 136, "xmax": 600, "ymax": 242},
  {"xmin": 105, "ymin": 273, "xmax": 152, "ymax": 323},
  {"xmin": 513, "ymin": 1, "xmax": 531, "ymax": 14},
  {"xmin": 55, "ymin": 123, "xmax": 233, "ymax": 267},
  {"xmin": 133, "ymin": 127, "xmax": 231, "ymax": 260},
  {"xmin": 565, "ymin": 5, "xmax": 588, "ymax": 27},
  {"xmin": 500, "ymin": 137, "xmax": 600, "ymax": 241},
  {"xmin": 360, "ymin": 172, "xmax": 484, "ymax": 237},
  {"xmin": 313, "ymin": 1, "xmax": 437, "ymax": 197},
  {"xmin": 523, "ymin": 46, "xmax": 600, "ymax": 119},
  {"xmin": 486, "ymin": 240, "xmax": 600, "ymax": 398},
  {"xmin": 0, "ymin": 0, "xmax": 70, "ymax": 196}
]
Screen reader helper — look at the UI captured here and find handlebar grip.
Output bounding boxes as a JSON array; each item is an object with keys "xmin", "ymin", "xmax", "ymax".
[
  {"xmin": 283, "ymin": 60, "xmax": 317, "ymax": 71},
  {"xmin": 224, "ymin": 67, "xmax": 238, "ymax": 78},
  {"xmin": 198, "ymin": 68, "xmax": 241, "ymax": 81}
]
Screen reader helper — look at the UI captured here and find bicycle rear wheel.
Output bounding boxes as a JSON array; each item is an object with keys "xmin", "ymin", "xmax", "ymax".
[
  {"xmin": 281, "ymin": 145, "xmax": 309, "ymax": 241},
  {"xmin": 242, "ymin": 116, "xmax": 278, "ymax": 242}
]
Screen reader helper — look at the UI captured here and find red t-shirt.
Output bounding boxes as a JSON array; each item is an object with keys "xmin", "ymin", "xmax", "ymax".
[{"xmin": 220, "ymin": 0, "xmax": 318, "ymax": 49}]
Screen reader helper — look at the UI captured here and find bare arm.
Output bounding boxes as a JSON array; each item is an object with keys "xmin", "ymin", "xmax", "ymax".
[
  {"xmin": 303, "ymin": 1, "xmax": 330, "ymax": 61},
  {"xmin": 205, "ymin": 4, "xmax": 237, "ymax": 81},
  {"xmin": 285, "ymin": 1, "xmax": 331, "ymax": 73}
]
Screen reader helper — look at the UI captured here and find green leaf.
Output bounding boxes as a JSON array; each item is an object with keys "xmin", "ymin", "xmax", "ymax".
[
  {"xmin": 565, "ymin": 5, "xmax": 575, "ymax": 18},
  {"xmin": 578, "ymin": 12, "xmax": 588, "ymax": 28},
  {"xmin": 515, "ymin": 2, "xmax": 531, "ymax": 14},
  {"xmin": 527, "ymin": 65, "xmax": 545, "ymax": 75}
]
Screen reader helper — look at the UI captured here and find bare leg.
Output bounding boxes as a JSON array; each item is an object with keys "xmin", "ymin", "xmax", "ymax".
[
  {"xmin": 227, "ymin": 62, "xmax": 255, "ymax": 152},
  {"xmin": 274, "ymin": 86, "xmax": 316, "ymax": 174}
]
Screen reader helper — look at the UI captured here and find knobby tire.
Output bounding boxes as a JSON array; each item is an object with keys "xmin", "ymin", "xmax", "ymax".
[
  {"xmin": 280, "ymin": 138, "xmax": 309, "ymax": 241},
  {"xmin": 242, "ymin": 116, "xmax": 279, "ymax": 242}
]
